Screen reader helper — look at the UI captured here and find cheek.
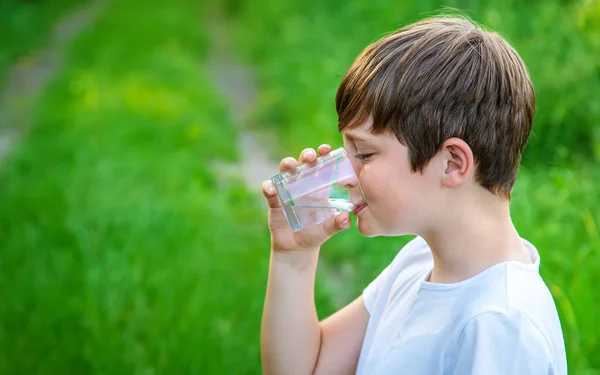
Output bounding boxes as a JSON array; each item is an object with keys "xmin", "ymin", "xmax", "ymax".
[
  {"xmin": 358, "ymin": 163, "xmax": 418, "ymax": 235},
  {"xmin": 362, "ymin": 163, "xmax": 422, "ymax": 212},
  {"xmin": 360, "ymin": 166, "xmax": 399, "ymax": 207}
]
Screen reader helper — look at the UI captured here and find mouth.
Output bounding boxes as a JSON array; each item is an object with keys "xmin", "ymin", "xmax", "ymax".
[{"xmin": 352, "ymin": 203, "xmax": 367, "ymax": 215}]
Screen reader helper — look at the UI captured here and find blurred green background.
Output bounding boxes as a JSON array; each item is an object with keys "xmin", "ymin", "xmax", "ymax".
[{"xmin": 0, "ymin": 0, "xmax": 598, "ymax": 373}]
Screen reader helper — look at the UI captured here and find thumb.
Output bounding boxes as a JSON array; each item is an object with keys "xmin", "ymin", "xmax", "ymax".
[{"xmin": 322, "ymin": 212, "xmax": 352, "ymax": 238}]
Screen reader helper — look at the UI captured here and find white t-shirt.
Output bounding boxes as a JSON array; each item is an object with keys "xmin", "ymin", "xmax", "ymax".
[{"xmin": 357, "ymin": 237, "xmax": 567, "ymax": 375}]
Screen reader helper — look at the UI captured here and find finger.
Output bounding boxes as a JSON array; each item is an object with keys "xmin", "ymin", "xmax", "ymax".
[
  {"xmin": 262, "ymin": 180, "xmax": 281, "ymax": 209},
  {"xmin": 279, "ymin": 157, "xmax": 298, "ymax": 173},
  {"xmin": 322, "ymin": 212, "xmax": 351, "ymax": 238},
  {"xmin": 317, "ymin": 144, "xmax": 332, "ymax": 156},
  {"xmin": 298, "ymin": 148, "xmax": 317, "ymax": 164}
]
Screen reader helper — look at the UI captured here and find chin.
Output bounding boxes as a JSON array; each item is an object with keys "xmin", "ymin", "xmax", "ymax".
[
  {"xmin": 358, "ymin": 216, "xmax": 413, "ymax": 237},
  {"xmin": 357, "ymin": 218, "xmax": 380, "ymax": 237}
]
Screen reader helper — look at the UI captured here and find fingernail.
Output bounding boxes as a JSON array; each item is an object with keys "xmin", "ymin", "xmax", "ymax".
[
  {"xmin": 268, "ymin": 186, "xmax": 275, "ymax": 194},
  {"xmin": 342, "ymin": 218, "xmax": 349, "ymax": 225},
  {"xmin": 306, "ymin": 149, "xmax": 316, "ymax": 157}
]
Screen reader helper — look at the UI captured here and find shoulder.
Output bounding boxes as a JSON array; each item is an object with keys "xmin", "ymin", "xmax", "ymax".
[
  {"xmin": 458, "ymin": 309, "xmax": 550, "ymax": 348},
  {"xmin": 450, "ymin": 309, "xmax": 557, "ymax": 375}
]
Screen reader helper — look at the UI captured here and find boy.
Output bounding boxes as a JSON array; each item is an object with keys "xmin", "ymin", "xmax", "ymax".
[{"xmin": 260, "ymin": 16, "xmax": 567, "ymax": 375}]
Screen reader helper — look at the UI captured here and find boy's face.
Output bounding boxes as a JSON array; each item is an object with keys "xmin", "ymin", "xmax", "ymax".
[{"xmin": 343, "ymin": 117, "xmax": 440, "ymax": 237}]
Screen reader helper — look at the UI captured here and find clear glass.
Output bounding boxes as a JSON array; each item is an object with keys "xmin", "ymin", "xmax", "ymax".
[{"xmin": 271, "ymin": 148, "xmax": 365, "ymax": 232}]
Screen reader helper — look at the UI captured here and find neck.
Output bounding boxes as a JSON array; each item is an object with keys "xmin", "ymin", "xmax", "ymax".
[{"xmin": 422, "ymin": 190, "xmax": 532, "ymax": 284}]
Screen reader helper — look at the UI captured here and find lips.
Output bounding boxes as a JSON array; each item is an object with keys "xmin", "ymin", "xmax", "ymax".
[{"xmin": 353, "ymin": 203, "xmax": 367, "ymax": 215}]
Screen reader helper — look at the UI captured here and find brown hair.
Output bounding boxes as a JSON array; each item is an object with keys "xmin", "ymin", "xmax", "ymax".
[{"xmin": 336, "ymin": 16, "xmax": 535, "ymax": 199}]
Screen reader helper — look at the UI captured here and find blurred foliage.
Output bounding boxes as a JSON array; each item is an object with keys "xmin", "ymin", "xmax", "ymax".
[
  {"xmin": 2, "ymin": 0, "xmax": 286, "ymax": 373},
  {"xmin": 221, "ymin": 0, "xmax": 600, "ymax": 166},
  {"xmin": 0, "ymin": 0, "xmax": 81, "ymax": 84},
  {"xmin": 0, "ymin": 0, "xmax": 342, "ymax": 372},
  {"xmin": 512, "ymin": 166, "xmax": 600, "ymax": 372}
]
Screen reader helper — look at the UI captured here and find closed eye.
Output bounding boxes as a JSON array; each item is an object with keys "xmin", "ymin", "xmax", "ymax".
[{"xmin": 354, "ymin": 153, "xmax": 373, "ymax": 161}]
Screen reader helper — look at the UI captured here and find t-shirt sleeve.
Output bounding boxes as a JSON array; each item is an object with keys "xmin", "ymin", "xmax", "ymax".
[
  {"xmin": 362, "ymin": 263, "xmax": 392, "ymax": 315},
  {"xmin": 450, "ymin": 310, "xmax": 555, "ymax": 375}
]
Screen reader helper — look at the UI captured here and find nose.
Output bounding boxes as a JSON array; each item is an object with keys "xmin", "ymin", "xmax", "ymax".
[
  {"xmin": 337, "ymin": 175, "xmax": 358, "ymax": 189},
  {"xmin": 337, "ymin": 175, "xmax": 364, "ymax": 204}
]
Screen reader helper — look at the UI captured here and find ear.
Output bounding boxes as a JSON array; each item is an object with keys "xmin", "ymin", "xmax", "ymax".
[{"xmin": 440, "ymin": 138, "xmax": 474, "ymax": 189}]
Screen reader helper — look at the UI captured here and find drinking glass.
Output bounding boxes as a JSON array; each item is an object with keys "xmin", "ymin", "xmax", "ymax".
[{"xmin": 271, "ymin": 148, "xmax": 364, "ymax": 232}]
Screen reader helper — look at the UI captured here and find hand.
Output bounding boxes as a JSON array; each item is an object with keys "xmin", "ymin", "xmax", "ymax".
[{"xmin": 262, "ymin": 144, "xmax": 352, "ymax": 254}]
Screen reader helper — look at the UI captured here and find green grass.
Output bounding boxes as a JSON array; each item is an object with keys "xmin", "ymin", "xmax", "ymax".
[
  {"xmin": 512, "ymin": 165, "xmax": 600, "ymax": 373},
  {"xmin": 0, "ymin": 0, "xmax": 294, "ymax": 373},
  {"xmin": 0, "ymin": 0, "xmax": 80, "ymax": 84}
]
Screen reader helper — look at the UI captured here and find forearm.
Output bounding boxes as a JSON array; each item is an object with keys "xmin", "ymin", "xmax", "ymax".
[{"xmin": 261, "ymin": 249, "xmax": 322, "ymax": 375}]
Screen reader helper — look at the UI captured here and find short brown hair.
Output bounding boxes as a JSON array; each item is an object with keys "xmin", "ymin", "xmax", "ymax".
[{"xmin": 336, "ymin": 16, "xmax": 535, "ymax": 199}]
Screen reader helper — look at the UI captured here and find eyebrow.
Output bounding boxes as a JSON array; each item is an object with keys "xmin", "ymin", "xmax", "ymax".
[{"xmin": 344, "ymin": 132, "xmax": 371, "ymax": 142}]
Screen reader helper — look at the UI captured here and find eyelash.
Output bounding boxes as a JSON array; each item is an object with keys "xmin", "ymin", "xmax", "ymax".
[{"xmin": 354, "ymin": 153, "xmax": 373, "ymax": 161}]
